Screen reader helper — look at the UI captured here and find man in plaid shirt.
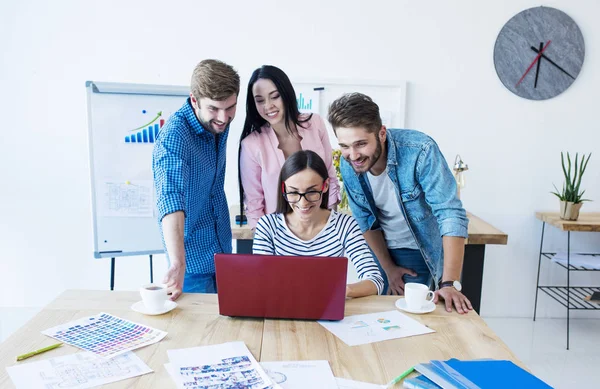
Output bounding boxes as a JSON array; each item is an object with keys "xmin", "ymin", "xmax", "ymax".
[{"xmin": 153, "ymin": 60, "xmax": 240, "ymax": 300}]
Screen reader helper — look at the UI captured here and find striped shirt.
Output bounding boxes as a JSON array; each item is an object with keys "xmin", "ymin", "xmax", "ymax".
[{"xmin": 253, "ymin": 211, "xmax": 384, "ymax": 294}]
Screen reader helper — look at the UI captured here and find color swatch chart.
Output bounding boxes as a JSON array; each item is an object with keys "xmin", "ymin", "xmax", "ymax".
[{"xmin": 42, "ymin": 312, "xmax": 167, "ymax": 358}]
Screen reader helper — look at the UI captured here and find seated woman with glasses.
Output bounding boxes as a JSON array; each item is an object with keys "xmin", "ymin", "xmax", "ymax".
[{"xmin": 253, "ymin": 150, "xmax": 384, "ymax": 298}]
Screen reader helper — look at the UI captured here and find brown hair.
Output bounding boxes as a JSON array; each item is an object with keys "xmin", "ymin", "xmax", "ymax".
[
  {"xmin": 327, "ymin": 92, "xmax": 382, "ymax": 134},
  {"xmin": 276, "ymin": 150, "xmax": 329, "ymax": 214},
  {"xmin": 190, "ymin": 59, "xmax": 240, "ymax": 101}
]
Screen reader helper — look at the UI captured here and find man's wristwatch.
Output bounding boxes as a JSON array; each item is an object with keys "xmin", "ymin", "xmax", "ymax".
[{"xmin": 439, "ymin": 280, "xmax": 462, "ymax": 292}]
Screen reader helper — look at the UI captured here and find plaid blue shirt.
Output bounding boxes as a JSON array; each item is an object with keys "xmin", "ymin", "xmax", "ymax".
[{"xmin": 152, "ymin": 99, "xmax": 232, "ymax": 274}]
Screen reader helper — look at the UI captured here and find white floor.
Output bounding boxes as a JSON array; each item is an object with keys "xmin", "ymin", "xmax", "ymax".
[
  {"xmin": 1, "ymin": 309, "xmax": 598, "ymax": 389},
  {"xmin": 483, "ymin": 317, "xmax": 600, "ymax": 389}
]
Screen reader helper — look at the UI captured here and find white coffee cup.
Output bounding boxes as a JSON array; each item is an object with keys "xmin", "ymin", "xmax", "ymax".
[
  {"xmin": 139, "ymin": 283, "xmax": 168, "ymax": 312},
  {"xmin": 404, "ymin": 283, "xmax": 434, "ymax": 311}
]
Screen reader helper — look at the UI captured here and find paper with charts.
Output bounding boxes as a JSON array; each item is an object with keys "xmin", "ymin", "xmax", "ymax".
[
  {"xmin": 42, "ymin": 312, "xmax": 167, "ymax": 358},
  {"xmin": 166, "ymin": 341, "xmax": 278, "ymax": 389},
  {"xmin": 260, "ymin": 360, "xmax": 337, "ymax": 388},
  {"xmin": 6, "ymin": 351, "xmax": 151, "ymax": 389},
  {"xmin": 318, "ymin": 310, "xmax": 434, "ymax": 346}
]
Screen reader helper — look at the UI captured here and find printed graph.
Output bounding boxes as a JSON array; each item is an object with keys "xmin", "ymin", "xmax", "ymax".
[
  {"xmin": 296, "ymin": 93, "xmax": 313, "ymax": 111},
  {"xmin": 295, "ymin": 90, "xmax": 320, "ymax": 114},
  {"xmin": 125, "ymin": 111, "xmax": 165, "ymax": 144}
]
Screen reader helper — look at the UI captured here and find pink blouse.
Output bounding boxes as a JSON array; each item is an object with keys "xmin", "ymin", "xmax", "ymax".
[{"xmin": 240, "ymin": 113, "xmax": 341, "ymax": 228}]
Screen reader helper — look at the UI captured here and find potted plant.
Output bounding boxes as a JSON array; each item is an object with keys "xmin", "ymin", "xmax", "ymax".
[{"xmin": 551, "ymin": 152, "xmax": 592, "ymax": 221}]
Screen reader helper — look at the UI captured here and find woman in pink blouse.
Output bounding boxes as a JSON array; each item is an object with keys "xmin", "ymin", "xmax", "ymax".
[{"xmin": 238, "ymin": 65, "xmax": 340, "ymax": 228}]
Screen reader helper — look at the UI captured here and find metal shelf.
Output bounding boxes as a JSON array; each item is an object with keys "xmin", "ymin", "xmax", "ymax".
[
  {"xmin": 534, "ymin": 221, "xmax": 600, "ymax": 349},
  {"xmin": 538, "ymin": 286, "xmax": 600, "ymax": 310},
  {"xmin": 541, "ymin": 253, "xmax": 600, "ymax": 271}
]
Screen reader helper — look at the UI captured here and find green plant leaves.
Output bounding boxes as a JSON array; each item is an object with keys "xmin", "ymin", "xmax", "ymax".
[{"xmin": 553, "ymin": 152, "xmax": 592, "ymax": 203}]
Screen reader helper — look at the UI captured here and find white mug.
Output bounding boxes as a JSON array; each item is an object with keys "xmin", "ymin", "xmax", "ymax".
[
  {"xmin": 404, "ymin": 283, "xmax": 434, "ymax": 310},
  {"xmin": 139, "ymin": 283, "xmax": 168, "ymax": 312}
]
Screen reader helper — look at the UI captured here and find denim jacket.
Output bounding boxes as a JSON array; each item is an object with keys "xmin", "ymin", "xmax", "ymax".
[{"xmin": 341, "ymin": 129, "xmax": 469, "ymax": 285}]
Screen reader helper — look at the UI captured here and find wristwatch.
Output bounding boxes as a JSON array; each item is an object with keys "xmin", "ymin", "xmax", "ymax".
[{"xmin": 439, "ymin": 280, "xmax": 462, "ymax": 292}]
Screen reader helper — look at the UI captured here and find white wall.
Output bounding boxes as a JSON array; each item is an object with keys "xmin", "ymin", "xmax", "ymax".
[{"xmin": 1, "ymin": 0, "xmax": 599, "ymax": 318}]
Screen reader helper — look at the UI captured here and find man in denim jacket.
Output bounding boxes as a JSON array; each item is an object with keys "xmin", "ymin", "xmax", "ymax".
[{"xmin": 328, "ymin": 93, "xmax": 472, "ymax": 314}]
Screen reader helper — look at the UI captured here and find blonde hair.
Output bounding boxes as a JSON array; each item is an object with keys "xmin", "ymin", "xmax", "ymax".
[{"xmin": 191, "ymin": 59, "xmax": 240, "ymax": 101}]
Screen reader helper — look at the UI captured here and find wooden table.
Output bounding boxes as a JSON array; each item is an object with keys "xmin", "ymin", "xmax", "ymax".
[
  {"xmin": 231, "ymin": 207, "xmax": 508, "ymax": 313},
  {"xmin": 0, "ymin": 290, "xmax": 522, "ymax": 388},
  {"xmin": 461, "ymin": 212, "xmax": 508, "ymax": 313}
]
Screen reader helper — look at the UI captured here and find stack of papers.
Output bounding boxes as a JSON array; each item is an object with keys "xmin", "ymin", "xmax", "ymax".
[
  {"xmin": 411, "ymin": 359, "xmax": 553, "ymax": 388},
  {"xmin": 165, "ymin": 342, "xmax": 388, "ymax": 389},
  {"xmin": 165, "ymin": 341, "xmax": 280, "ymax": 388}
]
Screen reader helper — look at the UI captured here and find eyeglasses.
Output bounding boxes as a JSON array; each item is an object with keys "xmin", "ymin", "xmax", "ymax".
[{"xmin": 282, "ymin": 182, "xmax": 326, "ymax": 204}]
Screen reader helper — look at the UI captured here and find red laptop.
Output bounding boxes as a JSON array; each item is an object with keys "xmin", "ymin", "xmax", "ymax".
[{"xmin": 214, "ymin": 253, "xmax": 347, "ymax": 320}]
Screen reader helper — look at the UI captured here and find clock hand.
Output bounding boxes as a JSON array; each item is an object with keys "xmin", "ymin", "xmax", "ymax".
[
  {"xmin": 530, "ymin": 46, "xmax": 576, "ymax": 79},
  {"xmin": 516, "ymin": 40, "xmax": 551, "ymax": 87},
  {"xmin": 534, "ymin": 42, "xmax": 543, "ymax": 88}
]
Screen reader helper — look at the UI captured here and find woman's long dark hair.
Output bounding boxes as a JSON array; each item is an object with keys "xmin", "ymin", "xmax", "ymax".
[
  {"xmin": 238, "ymin": 65, "xmax": 312, "ymax": 219},
  {"xmin": 276, "ymin": 150, "xmax": 329, "ymax": 214}
]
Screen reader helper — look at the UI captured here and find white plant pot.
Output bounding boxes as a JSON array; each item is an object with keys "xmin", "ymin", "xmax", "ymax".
[{"xmin": 559, "ymin": 201, "xmax": 583, "ymax": 221}]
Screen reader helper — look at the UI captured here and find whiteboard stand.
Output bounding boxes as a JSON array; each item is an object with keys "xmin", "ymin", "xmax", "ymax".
[
  {"xmin": 99, "ymin": 250, "xmax": 162, "ymax": 290},
  {"xmin": 107, "ymin": 255, "xmax": 154, "ymax": 291},
  {"xmin": 86, "ymin": 81, "xmax": 189, "ymax": 290}
]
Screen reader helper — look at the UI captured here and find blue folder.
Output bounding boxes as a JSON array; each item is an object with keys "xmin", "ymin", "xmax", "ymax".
[
  {"xmin": 403, "ymin": 374, "xmax": 441, "ymax": 389},
  {"xmin": 415, "ymin": 359, "xmax": 553, "ymax": 389}
]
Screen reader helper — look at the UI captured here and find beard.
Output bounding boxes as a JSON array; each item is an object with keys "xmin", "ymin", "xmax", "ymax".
[
  {"xmin": 198, "ymin": 116, "xmax": 231, "ymax": 135},
  {"xmin": 346, "ymin": 136, "xmax": 383, "ymax": 173},
  {"xmin": 192, "ymin": 99, "xmax": 232, "ymax": 135}
]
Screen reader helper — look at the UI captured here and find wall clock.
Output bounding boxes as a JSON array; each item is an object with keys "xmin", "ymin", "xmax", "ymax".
[{"xmin": 494, "ymin": 6, "xmax": 584, "ymax": 100}]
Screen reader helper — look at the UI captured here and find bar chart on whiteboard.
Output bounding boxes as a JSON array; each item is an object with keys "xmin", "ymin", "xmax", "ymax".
[
  {"xmin": 296, "ymin": 90, "xmax": 320, "ymax": 114},
  {"xmin": 124, "ymin": 110, "xmax": 166, "ymax": 144}
]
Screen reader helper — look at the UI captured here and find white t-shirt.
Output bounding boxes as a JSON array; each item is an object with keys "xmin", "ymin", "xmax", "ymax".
[{"xmin": 366, "ymin": 169, "xmax": 419, "ymax": 250}]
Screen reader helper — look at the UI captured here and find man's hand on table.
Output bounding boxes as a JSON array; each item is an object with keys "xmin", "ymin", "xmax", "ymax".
[{"xmin": 434, "ymin": 287, "xmax": 473, "ymax": 314}]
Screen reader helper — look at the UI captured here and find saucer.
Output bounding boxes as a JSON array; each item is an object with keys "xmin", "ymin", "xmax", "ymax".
[
  {"xmin": 395, "ymin": 298, "xmax": 435, "ymax": 314},
  {"xmin": 131, "ymin": 300, "xmax": 177, "ymax": 315}
]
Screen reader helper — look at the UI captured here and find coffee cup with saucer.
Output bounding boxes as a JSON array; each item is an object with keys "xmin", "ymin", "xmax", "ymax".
[
  {"xmin": 395, "ymin": 282, "xmax": 436, "ymax": 314},
  {"xmin": 132, "ymin": 283, "xmax": 177, "ymax": 315}
]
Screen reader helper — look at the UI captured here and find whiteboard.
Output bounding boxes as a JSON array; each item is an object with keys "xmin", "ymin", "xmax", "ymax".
[
  {"xmin": 291, "ymin": 78, "xmax": 406, "ymax": 146},
  {"xmin": 86, "ymin": 81, "xmax": 189, "ymax": 258}
]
